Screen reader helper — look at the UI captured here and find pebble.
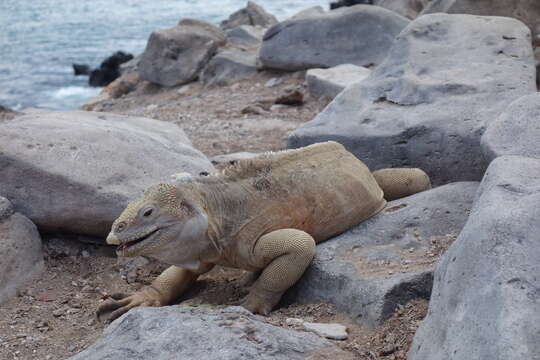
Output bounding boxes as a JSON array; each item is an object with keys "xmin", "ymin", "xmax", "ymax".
[
  {"xmin": 302, "ymin": 322, "xmax": 348, "ymax": 340},
  {"xmin": 285, "ymin": 318, "xmax": 304, "ymax": 326},
  {"xmin": 52, "ymin": 309, "xmax": 63, "ymax": 317},
  {"xmin": 265, "ymin": 77, "xmax": 284, "ymax": 88}
]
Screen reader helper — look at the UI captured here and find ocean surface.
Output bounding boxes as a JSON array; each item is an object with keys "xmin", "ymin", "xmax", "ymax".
[{"xmin": 0, "ymin": 0, "xmax": 328, "ymax": 110}]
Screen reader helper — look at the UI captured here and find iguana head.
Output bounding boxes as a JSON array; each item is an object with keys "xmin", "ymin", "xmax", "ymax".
[{"xmin": 106, "ymin": 183, "xmax": 211, "ymax": 269}]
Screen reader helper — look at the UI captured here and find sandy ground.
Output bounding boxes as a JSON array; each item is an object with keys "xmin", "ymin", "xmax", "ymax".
[{"xmin": 1, "ymin": 72, "xmax": 435, "ymax": 360}]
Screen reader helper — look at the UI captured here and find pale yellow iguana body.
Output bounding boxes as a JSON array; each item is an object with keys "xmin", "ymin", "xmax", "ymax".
[{"xmin": 98, "ymin": 141, "xmax": 430, "ymax": 321}]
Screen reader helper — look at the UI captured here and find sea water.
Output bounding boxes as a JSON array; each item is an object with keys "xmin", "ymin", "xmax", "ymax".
[{"xmin": 0, "ymin": 0, "xmax": 328, "ymax": 110}]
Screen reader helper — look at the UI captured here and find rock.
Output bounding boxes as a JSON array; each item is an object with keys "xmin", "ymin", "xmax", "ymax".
[
  {"xmin": 306, "ymin": 64, "xmax": 371, "ymax": 99},
  {"xmin": 119, "ymin": 55, "xmax": 140, "ymax": 75},
  {"xmin": 289, "ymin": 14, "xmax": 536, "ymax": 185},
  {"xmin": 0, "ymin": 104, "xmax": 19, "ymax": 120},
  {"xmin": 0, "ymin": 196, "xmax": 44, "ymax": 304},
  {"xmin": 303, "ymin": 322, "xmax": 348, "ymax": 340},
  {"xmin": 265, "ymin": 77, "xmax": 284, "ymax": 88},
  {"xmin": 422, "ymin": 0, "xmax": 540, "ymax": 39},
  {"xmin": 0, "ymin": 110, "xmax": 212, "ymax": 237},
  {"xmin": 260, "ymin": 5, "xmax": 409, "ymax": 71},
  {"xmin": 101, "ymin": 71, "xmax": 140, "ymax": 99},
  {"xmin": 374, "ymin": 0, "xmax": 430, "ymax": 19},
  {"xmin": 330, "ymin": 0, "xmax": 373, "ymax": 10},
  {"xmin": 69, "ymin": 306, "xmax": 347, "ymax": 360},
  {"xmin": 482, "ymin": 93, "xmax": 540, "ymax": 162},
  {"xmin": 285, "ymin": 182, "xmax": 478, "ymax": 326},
  {"xmin": 89, "ymin": 51, "xmax": 134, "ymax": 87},
  {"xmin": 225, "ymin": 25, "xmax": 265, "ymax": 49},
  {"xmin": 275, "ymin": 88, "xmax": 304, "ymax": 106},
  {"xmin": 210, "ymin": 152, "xmax": 259, "ymax": 165},
  {"xmin": 241, "ymin": 104, "xmax": 268, "ymax": 115},
  {"xmin": 409, "ymin": 156, "xmax": 540, "ymax": 360},
  {"xmin": 220, "ymin": 1, "xmax": 278, "ymax": 30},
  {"xmin": 201, "ymin": 49, "xmax": 258, "ymax": 86},
  {"xmin": 72, "ymin": 64, "xmax": 91, "ymax": 76},
  {"xmin": 139, "ymin": 19, "xmax": 226, "ymax": 87},
  {"xmin": 289, "ymin": 6, "xmax": 325, "ymax": 20}
]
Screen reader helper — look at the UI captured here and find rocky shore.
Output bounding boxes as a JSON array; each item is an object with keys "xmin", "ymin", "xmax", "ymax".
[{"xmin": 1, "ymin": 1, "xmax": 540, "ymax": 359}]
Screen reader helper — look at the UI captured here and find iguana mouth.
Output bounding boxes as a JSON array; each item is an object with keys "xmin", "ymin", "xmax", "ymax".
[{"xmin": 117, "ymin": 228, "xmax": 160, "ymax": 253}]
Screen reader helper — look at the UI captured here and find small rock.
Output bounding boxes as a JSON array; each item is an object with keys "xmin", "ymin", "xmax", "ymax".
[
  {"xmin": 285, "ymin": 318, "xmax": 304, "ymax": 326},
  {"xmin": 52, "ymin": 309, "xmax": 63, "ymax": 317},
  {"xmin": 81, "ymin": 285, "xmax": 93, "ymax": 293},
  {"xmin": 241, "ymin": 104, "xmax": 268, "ymax": 115},
  {"xmin": 275, "ymin": 88, "xmax": 304, "ymax": 106},
  {"xmin": 380, "ymin": 345, "xmax": 398, "ymax": 356},
  {"xmin": 265, "ymin": 77, "xmax": 284, "ymax": 88},
  {"xmin": 270, "ymin": 104, "xmax": 288, "ymax": 112},
  {"xmin": 303, "ymin": 322, "xmax": 348, "ymax": 340}
]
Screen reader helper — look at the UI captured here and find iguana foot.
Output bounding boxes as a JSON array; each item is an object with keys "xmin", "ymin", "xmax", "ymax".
[
  {"xmin": 240, "ymin": 287, "xmax": 283, "ymax": 315},
  {"xmin": 96, "ymin": 286, "xmax": 166, "ymax": 323}
]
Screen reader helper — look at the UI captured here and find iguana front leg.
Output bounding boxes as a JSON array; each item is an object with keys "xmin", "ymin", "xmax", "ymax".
[
  {"xmin": 97, "ymin": 263, "xmax": 214, "ymax": 322},
  {"xmin": 241, "ymin": 229, "xmax": 316, "ymax": 315}
]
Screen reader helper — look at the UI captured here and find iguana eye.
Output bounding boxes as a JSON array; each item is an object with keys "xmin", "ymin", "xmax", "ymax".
[
  {"xmin": 143, "ymin": 208, "xmax": 153, "ymax": 217},
  {"xmin": 117, "ymin": 222, "xmax": 126, "ymax": 232}
]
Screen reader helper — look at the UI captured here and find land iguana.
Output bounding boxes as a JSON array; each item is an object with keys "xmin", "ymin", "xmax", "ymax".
[{"xmin": 97, "ymin": 141, "xmax": 431, "ymax": 321}]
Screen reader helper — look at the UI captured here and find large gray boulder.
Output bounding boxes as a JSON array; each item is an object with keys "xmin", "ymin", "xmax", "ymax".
[
  {"xmin": 0, "ymin": 196, "xmax": 44, "ymax": 303},
  {"xmin": 286, "ymin": 182, "xmax": 478, "ymax": 326},
  {"xmin": 259, "ymin": 5, "xmax": 409, "ymax": 71},
  {"xmin": 220, "ymin": 1, "xmax": 278, "ymax": 30},
  {"xmin": 69, "ymin": 306, "xmax": 348, "ymax": 360},
  {"xmin": 225, "ymin": 25, "xmax": 265, "ymax": 49},
  {"xmin": 139, "ymin": 19, "xmax": 226, "ymax": 87},
  {"xmin": 306, "ymin": 64, "xmax": 371, "ymax": 100},
  {"xmin": 289, "ymin": 14, "xmax": 536, "ymax": 185},
  {"xmin": 0, "ymin": 110, "xmax": 212, "ymax": 237},
  {"xmin": 482, "ymin": 93, "xmax": 540, "ymax": 162},
  {"xmin": 422, "ymin": 0, "xmax": 540, "ymax": 40},
  {"xmin": 201, "ymin": 48, "xmax": 258, "ymax": 86},
  {"xmin": 409, "ymin": 156, "xmax": 540, "ymax": 360}
]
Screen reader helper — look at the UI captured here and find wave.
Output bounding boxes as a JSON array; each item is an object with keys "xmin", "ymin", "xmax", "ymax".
[{"xmin": 52, "ymin": 86, "xmax": 101, "ymax": 100}]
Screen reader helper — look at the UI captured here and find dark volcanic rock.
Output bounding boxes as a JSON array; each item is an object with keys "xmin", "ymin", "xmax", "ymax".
[
  {"xmin": 288, "ymin": 14, "xmax": 536, "ymax": 185},
  {"xmin": 72, "ymin": 64, "xmax": 91, "ymax": 75},
  {"xmin": 285, "ymin": 182, "xmax": 478, "ymax": 326},
  {"xmin": 88, "ymin": 51, "xmax": 133, "ymax": 87},
  {"xmin": 330, "ymin": 0, "xmax": 373, "ymax": 10},
  {"xmin": 409, "ymin": 156, "xmax": 540, "ymax": 360}
]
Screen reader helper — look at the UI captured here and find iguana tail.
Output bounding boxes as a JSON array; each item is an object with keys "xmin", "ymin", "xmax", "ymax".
[{"xmin": 372, "ymin": 168, "xmax": 431, "ymax": 201}]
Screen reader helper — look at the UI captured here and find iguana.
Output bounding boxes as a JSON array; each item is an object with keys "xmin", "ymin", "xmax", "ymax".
[{"xmin": 97, "ymin": 141, "xmax": 430, "ymax": 321}]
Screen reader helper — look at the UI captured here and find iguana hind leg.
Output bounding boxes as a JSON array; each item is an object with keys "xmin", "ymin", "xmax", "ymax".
[
  {"xmin": 372, "ymin": 168, "xmax": 431, "ymax": 201},
  {"xmin": 241, "ymin": 229, "xmax": 316, "ymax": 315}
]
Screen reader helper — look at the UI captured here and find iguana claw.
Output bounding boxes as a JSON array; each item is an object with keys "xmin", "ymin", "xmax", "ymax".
[
  {"xmin": 96, "ymin": 286, "xmax": 166, "ymax": 323},
  {"xmin": 240, "ymin": 287, "xmax": 283, "ymax": 315}
]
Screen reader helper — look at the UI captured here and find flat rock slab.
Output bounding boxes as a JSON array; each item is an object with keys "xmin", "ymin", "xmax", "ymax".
[
  {"xmin": 69, "ymin": 306, "xmax": 347, "ymax": 360},
  {"xmin": 285, "ymin": 182, "xmax": 478, "ymax": 326},
  {"xmin": 306, "ymin": 64, "xmax": 371, "ymax": 99},
  {"xmin": 139, "ymin": 19, "xmax": 226, "ymax": 87},
  {"xmin": 259, "ymin": 5, "xmax": 409, "ymax": 71},
  {"xmin": 410, "ymin": 156, "xmax": 540, "ymax": 360},
  {"xmin": 201, "ymin": 48, "xmax": 258, "ymax": 86},
  {"xmin": 0, "ymin": 196, "xmax": 44, "ymax": 303},
  {"xmin": 482, "ymin": 93, "xmax": 540, "ymax": 162},
  {"xmin": 0, "ymin": 110, "xmax": 212, "ymax": 237},
  {"xmin": 289, "ymin": 14, "xmax": 536, "ymax": 185}
]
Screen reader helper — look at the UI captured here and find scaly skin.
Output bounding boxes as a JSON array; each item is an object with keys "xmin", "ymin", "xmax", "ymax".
[{"xmin": 97, "ymin": 141, "xmax": 431, "ymax": 322}]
